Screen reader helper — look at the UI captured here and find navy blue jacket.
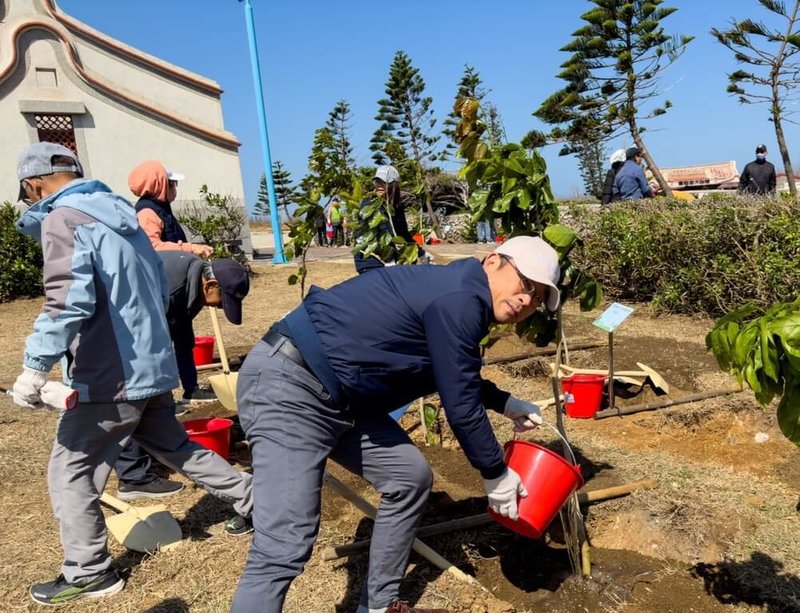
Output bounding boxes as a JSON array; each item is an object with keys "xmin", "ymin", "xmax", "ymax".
[
  {"xmin": 134, "ymin": 197, "xmax": 188, "ymax": 243},
  {"xmin": 283, "ymin": 258, "xmax": 509, "ymax": 479},
  {"xmin": 613, "ymin": 160, "xmax": 653, "ymax": 200}
]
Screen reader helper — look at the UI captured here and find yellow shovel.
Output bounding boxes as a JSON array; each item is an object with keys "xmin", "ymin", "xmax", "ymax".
[
  {"xmin": 100, "ymin": 493, "xmax": 182, "ymax": 552},
  {"xmin": 208, "ymin": 307, "xmax": 239, "ymax": 412}
]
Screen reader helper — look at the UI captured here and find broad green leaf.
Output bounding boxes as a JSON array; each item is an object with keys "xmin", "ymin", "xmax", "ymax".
[
  {"xmin": 777, "ymin": 382, "xmax": 800, "ymax": 445},
  {"xmin": 544, "ymin": 224, "xmax": 579, "ymax": 251}
]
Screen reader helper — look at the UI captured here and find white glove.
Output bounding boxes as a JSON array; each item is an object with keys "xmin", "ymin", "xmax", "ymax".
[
  {"xmin": 12, "ymin": 366, "xmax": 49, "ymax": 409},
  {"xmin": 484, "ymin": 467, "xmax": 527, "ymax": 521},
  {"xmin": 503, "ymin": 396, "xmax": 543, "ymax": 432}
]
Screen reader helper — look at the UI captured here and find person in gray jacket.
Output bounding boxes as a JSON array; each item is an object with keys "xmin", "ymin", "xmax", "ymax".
[
  {"xmin": 114, "ymin": 252, "xmax": 250, "ymax": 503},
  {"xmin": 11, "ymin": 142, "xmax": 253, "ymax": 606}
]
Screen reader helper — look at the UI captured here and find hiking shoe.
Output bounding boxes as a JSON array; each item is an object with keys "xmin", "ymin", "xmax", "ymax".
[
  {"xmin": 117, "ymin": 477, "xmax": 184, "ymax": 501},
  {"xmin": 386, "ymin": 602, "xmax": 449, "ymax": 613},
  {"xmin": 182, "ymin": 388, "xmax": 217, "ymax": 403},
  {"xmin": 29, "ymin": 570, "xmax": 124, "ymax": 605},
  {"xmin": 225, "ymin": 515, "xmax": 254, "ymax": 536}
]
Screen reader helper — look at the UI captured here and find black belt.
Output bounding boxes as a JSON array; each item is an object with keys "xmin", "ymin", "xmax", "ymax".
[{"xmin": 262, "ymin": 329, "xmax": 309, "ymax": 370}]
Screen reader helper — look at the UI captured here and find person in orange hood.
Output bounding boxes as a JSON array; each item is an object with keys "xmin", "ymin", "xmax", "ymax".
[{"xmin": 128, "ymin": 160, "xmax": 213, "ymax": 258}]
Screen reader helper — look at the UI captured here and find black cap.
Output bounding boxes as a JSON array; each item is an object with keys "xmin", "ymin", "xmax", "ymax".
[
  {"xmin": 625, "ymin": 147, "xmax": 642, "ymax": 160},
  {"xmin": 210, "ymin": 259, "xmax": 249, "ymax": 325},
  {"xmin": 756, "ymin": 144, "xmax": 767, "ymax": 154}
]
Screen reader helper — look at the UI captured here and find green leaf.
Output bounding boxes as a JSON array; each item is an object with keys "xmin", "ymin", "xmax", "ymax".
[
  {"xmin": 288, "ymin": 274, "xmax": 299, "ymax": 286},
  {"xmin": 777, "ymin": 377, "xmax": 800, "ymax": 444},
  {"xmin": 544, "ymin": 224, "xmax": 579, "ymax": 251}
]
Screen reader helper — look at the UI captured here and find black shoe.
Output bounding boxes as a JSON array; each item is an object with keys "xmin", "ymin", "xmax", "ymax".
[
  {"xmin": 225, "ymin": 515, "xmax": 253, "ymax": 536},
  {"xmin": 183, "ymin": 388, "xmax": 217, "ymax": 403},
  {"xmin": 117, "ymin": 477, "xmax": 184, "ymax": 501},
  {"xmin": 29, "ymin": 570, "xmax": 124, "ymax": 605}
]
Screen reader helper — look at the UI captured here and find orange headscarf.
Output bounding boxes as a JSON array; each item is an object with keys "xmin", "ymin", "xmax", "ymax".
[{"xmin": 128, "ymin": 160, "xmax": 170, "ymax": 202}]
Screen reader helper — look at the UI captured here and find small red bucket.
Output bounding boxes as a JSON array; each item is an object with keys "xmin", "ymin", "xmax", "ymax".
[
  {"xmin": 489, "ymin": 440, "xmax": 583, "ymax": 539},
  {"xmin": 562, "ymin": 374, "xmax": 606, "ymax": 418},
  {"xmin": 192, "ymin": 336, "xmax": 215, "ymax": 366},
  {"xmin": 183, "ymin": 417, "xmax": 233, "ymax": 459}
]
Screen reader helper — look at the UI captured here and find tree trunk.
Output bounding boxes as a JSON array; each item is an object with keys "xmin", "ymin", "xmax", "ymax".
[
  {"xmin": 631, "ymin": 128, "xmax": 672, "ymax": 197},
  {"xmin": 774, "ymin": 114, "xmax": 796, "ymax": 197}
]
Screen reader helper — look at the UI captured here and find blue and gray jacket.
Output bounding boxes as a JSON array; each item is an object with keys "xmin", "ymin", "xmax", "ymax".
[
  {"xmin": 17, "ymin": 179, "xmax": 179, "ymax": 403},
  {"xmin": 279, "ymin": 258, "xmax": 510, "ymax": 479}
]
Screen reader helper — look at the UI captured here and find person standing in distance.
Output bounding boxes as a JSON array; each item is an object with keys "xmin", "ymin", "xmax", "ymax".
[{"xmin": 739, "ymin": 144, "xmax": 777, "ymax": 195}]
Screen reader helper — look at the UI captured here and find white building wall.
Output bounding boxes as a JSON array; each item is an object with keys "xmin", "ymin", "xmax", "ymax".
[{"xmin": 0, "ymin": 0, "xmax": 251, "ymax": 254}]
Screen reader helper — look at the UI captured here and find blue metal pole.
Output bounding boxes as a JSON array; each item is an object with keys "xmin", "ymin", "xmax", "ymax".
[{"xmin": 242, "ymin": 0, "xmax": 286, "ymax": 264}]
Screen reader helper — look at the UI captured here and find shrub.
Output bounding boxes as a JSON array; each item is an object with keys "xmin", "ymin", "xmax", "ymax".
[
  {"xmin": 0, "ymin": 202, "xmax": 43, "ymax": 302},
  {"xmin": 178, "ymin": 186, "xmax": 248, "ymax": 266},
  {"xmin": 576, "ymin": 195, "xmax": 800, "ymax": 317}
]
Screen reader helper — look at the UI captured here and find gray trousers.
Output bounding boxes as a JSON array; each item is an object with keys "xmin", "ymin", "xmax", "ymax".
[
  {"xmin": 231, "ymin": 340, "xmax": 433, "ymax": 612},
  {"xmin": 48, "ymin": 391, "xmax": 253, "ymax": 583}
]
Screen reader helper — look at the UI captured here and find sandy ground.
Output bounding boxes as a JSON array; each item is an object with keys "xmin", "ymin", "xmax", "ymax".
[{"xmin": 0, "ymin": 245, "xmax": 798, "ymax": 612}]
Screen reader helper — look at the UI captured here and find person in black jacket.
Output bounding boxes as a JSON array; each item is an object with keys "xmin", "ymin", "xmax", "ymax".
[
  {"xmin": 739, "ymin": 144, "xmax": 777, "ymax": 195},
  {"xmin": 231, "ymin": 236, "xmax": 561, "ymax": 613},
  {"xmin": 353, "ymin": 165, "xmax": 423, "ymax": 274},
  {"xmin": 601, "ymin": 149, "xmax": 627, "ymax": 205},
  {"xmin": 114, "ymin": 253, "xmax": 250, "ymax": 501}
]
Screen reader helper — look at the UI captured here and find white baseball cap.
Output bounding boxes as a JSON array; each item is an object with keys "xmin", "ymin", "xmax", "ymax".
[
  {"xmin": 494, "ymin": 236, "xmax": 561, "ymax": 311},
  {"xmin": 374, "ymin": 165, "xmax": 400, "ymax": 183},
  {"xmin": 166, "ymin": 168, "xmax": 185, "ymax": 181},
  {"xmin": 609, "ymin": 149, "xmax": 627, "ymax": 165}
]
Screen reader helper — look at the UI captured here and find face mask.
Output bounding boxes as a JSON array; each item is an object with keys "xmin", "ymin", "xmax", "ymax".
[{"xmin": 757, "ymin": 154, "xmax": 766, "ymax": 161}]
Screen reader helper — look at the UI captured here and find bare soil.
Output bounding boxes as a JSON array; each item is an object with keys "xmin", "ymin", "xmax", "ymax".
[{"xmin": 0, "ymin": 248, "xmax": 798, "ymax": 612}]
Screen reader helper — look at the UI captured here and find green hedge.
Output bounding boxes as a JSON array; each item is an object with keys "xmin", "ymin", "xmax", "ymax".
[
  {"xmin": 0, "ymin": 202, "xmax": 43, "ymax": 303},
  {"xmin": 573, "ymin": 195, "xmax": 800, "ymax": 317}
]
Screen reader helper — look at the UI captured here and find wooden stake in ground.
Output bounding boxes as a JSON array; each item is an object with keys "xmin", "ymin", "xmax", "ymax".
[
  {"xmin": 322, "ymin": 479, "xmax": 657, "ymax": 561},
  {"xmin": 323, "ymin": 474, "xmax": 481, "ymax": 587},
  {"xmin": 593, "ymin": 387, "xmax": 743, "ymax": 419}
]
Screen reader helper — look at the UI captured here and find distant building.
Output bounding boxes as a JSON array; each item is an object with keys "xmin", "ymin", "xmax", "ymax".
[
  {"xmin": 658, "ymin": 161, "xmax": 739, "ymax": 195},
  {"xmin": 0, "ymin": 0, "xmax": 251, "ymax": 253}
]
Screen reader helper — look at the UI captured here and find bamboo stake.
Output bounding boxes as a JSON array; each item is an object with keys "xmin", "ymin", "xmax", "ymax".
[
  {"xmin": 482, "ymin": 341, "xmax": 605, "ymax": 366},
  {"xmin": 593, "ymin": 387, "xmax": 743, "ymax": 419},
  {"xmin": 323, "ymin": 474, "xmax": 479, "ymax": 585},
  {"xmin": 322, "ymin": 479, "xmax": 657, "ymax": 561}
]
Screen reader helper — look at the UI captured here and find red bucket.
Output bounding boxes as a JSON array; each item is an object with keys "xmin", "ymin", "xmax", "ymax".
[
  {"xmin": 562, "ymin": 374, "xmax": 606, "ymax": 418},
  {"xmin": 183, "ymin": 417, "xmax": 233, "ymax": 459},
  {"xmin": 489, "ymin": 440, "xmax": 583, "ymax": 539},
  {"xmin": 192, "ymin": 336, "xmax": 215, "ymax": 366}
]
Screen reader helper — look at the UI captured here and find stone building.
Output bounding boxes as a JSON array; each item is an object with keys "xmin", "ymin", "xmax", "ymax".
[{"xmin": 0, "ymin": 0, "xmax": 251, "ymax": 253}]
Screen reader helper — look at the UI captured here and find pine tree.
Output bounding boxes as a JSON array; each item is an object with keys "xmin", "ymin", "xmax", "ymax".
[
  {"xmin": 712, "ymin": 0, "xmax": 800, "ymax": 196},
  {"xmin": 483, "ymin": 101, "xmax": 507, "ymax": 150},
  {"xmin": 370, "ymin": 50, "xmax": 440, "ymax": 169},
  {"xmin": 256, "ymin": 161, "xmax": 298, "ymax": 221},
  {"xmin": 324, "ymin": 100, "xmax": 355, "ymax": 184},
  {"xmin": 370, "ymin": 50, "xmax": 442, "ymax": 235},
  {"xmin": 304, "ymin": 100, "xmax": 357, "ymax": 198},
  {"xmin": 535, "ymin": 0, "xmax": 694, "ymax": 196},
  {"xmin": 576, "ymin": 139, "xmax": 606, "ymax": 198}
]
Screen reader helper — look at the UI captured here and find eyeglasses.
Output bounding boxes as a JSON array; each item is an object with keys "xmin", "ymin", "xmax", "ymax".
[{"xmin": 499, "ymin": 254, "xmax": 543, "ymax": 304}]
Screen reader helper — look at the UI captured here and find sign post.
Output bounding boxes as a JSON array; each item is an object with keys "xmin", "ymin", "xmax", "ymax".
[{"xmin": 592, "ymin": 303, "xmax": 634, "ymax": 412}]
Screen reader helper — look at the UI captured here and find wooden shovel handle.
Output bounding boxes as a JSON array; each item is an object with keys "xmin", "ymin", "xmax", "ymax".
[
  {"xmin": 100, "ymin": 492, "xmax": 133, "ymax": 513},
  {"xmin": 208, "ymin": 307, "xmax": 231, "ymax": 373}
]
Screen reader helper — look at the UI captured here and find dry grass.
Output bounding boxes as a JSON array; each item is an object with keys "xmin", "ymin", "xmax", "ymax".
[{"xmin": 1, "ymin": 255, "xmax": 799, "ymax": 611}]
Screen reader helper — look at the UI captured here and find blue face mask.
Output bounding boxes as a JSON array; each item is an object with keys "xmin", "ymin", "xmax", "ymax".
[{"xmin": 757, "ymin": 154, "xmax": 766, "ymax": 161}]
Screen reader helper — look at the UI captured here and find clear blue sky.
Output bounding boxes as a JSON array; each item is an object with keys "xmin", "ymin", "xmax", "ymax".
[{"xmin": 60, "ymin": 0, "xmax": 787, "ymax": 207}]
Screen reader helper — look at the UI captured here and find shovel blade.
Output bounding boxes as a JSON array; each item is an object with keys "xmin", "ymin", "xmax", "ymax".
[
  {"xmin": 105, "ymin": 505, "xmax": 182, "ymax": 553},
  {"xmin": 209, "ymin": 372, "xmax": 239, "ymax": 412}
]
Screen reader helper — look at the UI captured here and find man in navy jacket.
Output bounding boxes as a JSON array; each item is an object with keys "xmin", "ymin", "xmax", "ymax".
[
  {"xmin": 613, "ymin": 147, "xmax": 654, "ymax": 201},
  {"xmin": 231, "ymin": 236, "xmax": 561, "ymax": 613}
]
